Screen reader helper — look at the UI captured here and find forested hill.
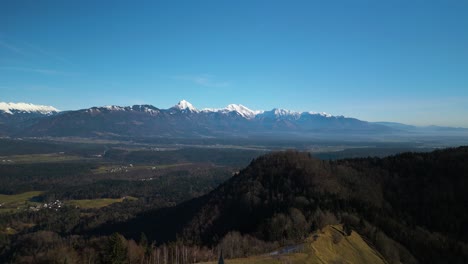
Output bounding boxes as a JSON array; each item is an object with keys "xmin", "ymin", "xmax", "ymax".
[{"xmin": 99, "ymin": 147, "xmax": 468, "ymax": 264}]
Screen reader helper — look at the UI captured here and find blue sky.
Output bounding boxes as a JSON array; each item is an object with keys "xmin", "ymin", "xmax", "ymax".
[{"xmin": 1, "ymin": 0, "xmax": 468, "ymax": 126}]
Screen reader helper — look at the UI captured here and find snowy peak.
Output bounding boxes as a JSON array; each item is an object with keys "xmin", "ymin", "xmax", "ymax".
[
  {"xmin": 202, "ymin": 104, "xmax": 263, "ymax": 119},
  {"xmin": 200, "ymin": 103, "xmax": 337, "ymax": 120},
  {"xmin": 172, "ymin": 100, "xmax": 198, "ymax": 112},
  {"xmin": 0, "ymin": 102, "xmax": 59, "ymax": 115},
  {"xmin": 224, "ymin": 104, "xmax": 262, "ymax": 119}
]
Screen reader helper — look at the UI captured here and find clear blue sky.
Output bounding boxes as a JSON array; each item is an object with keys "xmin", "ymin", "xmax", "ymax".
[{"xmin": 1, "ymin": 0, "xmax": 467, "ymax": 126}]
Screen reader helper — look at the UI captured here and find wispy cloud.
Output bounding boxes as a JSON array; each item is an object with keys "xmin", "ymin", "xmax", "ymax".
[
  {"xmin": 0, "ymin": 66, "xmax": 76, "ymax": 76},
  {"xmin": 0, "ymin": 37, "xmax": 79, "ymax": 78},
  {"xmin": 23, "ymin": 42, "xmax": 72, "ymax": 64},
  {"xmin": 174, "ymin": 74, "xmax": 230, "ymax": 88},
  {"xmin": 0, "ymin": 40, "xmax": 26, "ymax": 56},
  {"xmin": 0, "ymin": 35, "xmax": 72, "ymax": 64},
  {"xmin": 0, "ymin": 84, "xmax": 64, "ymax": 93}
]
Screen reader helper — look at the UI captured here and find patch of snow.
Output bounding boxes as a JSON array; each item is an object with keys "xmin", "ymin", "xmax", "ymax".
[
  {"xmin": 272, "ymin": 108, "xmax": 301, "ymax": 118},
  {"xmin": 144, "ymin": 108, "xmax": 158, "ymax": 114},
  {"xmin": 103, "ymin": 105, "xmax": 126, "ymax": 111},
  {"xmin": 201, "ymin": 108, "xmax": 218, "ymax": 112},
  {"xmin": 224, "ymin": 104, "xmax": 263, "ymax": 119},
  {"xmin": 201, "ymin": 104, "xmax": 335, "ymax": 120},
  {"xmin": 308, "ymin": 111, "xmax": 333, "ymax": 118},
  {"xmin": 86, "ymin": 108, "xmax": 100, "ymax": 113},
  {"xmin": 202, "ymin": 104, "xmax": 263, "ymax": 119},
  {"xmin": 0, "ymin": 102, "xmax": 59, "ymax": 115},
  {"xmin": 132, "ymin": 105, "xmax": 159, "ymax": 115}
]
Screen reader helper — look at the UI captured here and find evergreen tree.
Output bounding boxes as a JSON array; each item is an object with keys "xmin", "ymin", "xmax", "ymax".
[
  {"xmin": 218, "ymin": 250, "xmax": 224, "ymax": 264},
  {"xmin": 139, "ymin": 232, "xmax": 151, "ymax": 257},
  {"xmin": 104, "ymin": 233, "xmax": 127, "ymax": 264}
]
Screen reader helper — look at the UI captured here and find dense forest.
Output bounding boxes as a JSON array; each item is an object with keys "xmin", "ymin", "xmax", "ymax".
[
  {"xmin": 1, "ymin": 139, "xmax": 467, "ymax": 263},
  {"xmin": 95, "ymin": 147, "xmax": 468, "ymax": 263}
]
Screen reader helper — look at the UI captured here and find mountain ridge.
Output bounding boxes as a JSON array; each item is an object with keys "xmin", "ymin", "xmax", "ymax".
[
  {"xmin": 0, "ymin": 100, "xmax": 340, "ymax": 120},
  {"xmin": 0, "ymin": 102, "xmax": 59, "ymax": 115},
  {"xmin": 1, "ymin": 100, "xmax": 467, "ymax": 139}
]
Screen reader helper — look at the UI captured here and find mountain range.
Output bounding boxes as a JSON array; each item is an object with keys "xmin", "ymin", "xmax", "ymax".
[{"xmin": 0, "ymin": 100, "xmax": 467, "ymax": 139}]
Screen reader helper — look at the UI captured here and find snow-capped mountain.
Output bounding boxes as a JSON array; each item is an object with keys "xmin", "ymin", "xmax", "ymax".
[
  {"xmin": 86, "ymin": 105, "xmax": 160, "ymax": 115},
  {"xmin": 13, "ymin": 100, "xmax": 393, "ymax": 138},
  {"xmin": 308, "ymin": 111, "xmax": 333, "ymax": 118},
  {"xmin": 2, "ymin": 100, "xmax": 465, "ymax": 139},
  {"xmin": 73, "ymin": 100, "xmax": 333, "ymax": 120},
  {"xmin": 171, "ymin": 99, "xmax": 198, "ymax": 112},
  {"xmin": 257, "ymin": 108, "xmax": 301, "ymax": 120},
  {"xmin": 0, "ymin": 102, "xmax": 59, "ymax": 115},
  {"xmin": 0, "ymin": 102, "xmax": 60, "ymax": 136},
  {"xmin": 203, "ymin": 104, "xmax": 263, "ymax": 119},
  {"xmin": 102, "ymin": 105, "xmax": 126, "ymax": 111}
]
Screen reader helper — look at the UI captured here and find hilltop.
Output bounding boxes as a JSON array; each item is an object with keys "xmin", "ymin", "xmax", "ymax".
[{"xmin": 96, "ymin": 147, "xmax": 468, "ymax": 263}]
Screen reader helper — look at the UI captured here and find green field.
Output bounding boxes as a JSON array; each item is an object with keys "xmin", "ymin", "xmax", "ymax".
[
  {"xmin": 0, "ymin": 191, "xmax": 43, "ymax": 213},
  {"xmin": 0, "ymin": 153, "xmax": 89, "ymax": 164},
  {"xmin": 91, "ymin": 163, "xmax": 193, "ymax": 174},
  {"xmin": 0, "ymin": 191, "xmax": 43, "ymax": 206},
  {"xmin": 67, "ymin": 196, "xmax": 138, "ymax": 209},
  {"xmin": 306, "ymin": 225, "xmax": 387, "ymax": 264},
  {"xmin": 0, "ymin": 191, "xmax": 138, "ymax": 212}
]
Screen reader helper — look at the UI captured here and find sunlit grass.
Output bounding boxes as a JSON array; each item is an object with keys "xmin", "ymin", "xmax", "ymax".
[
  {"xmin": 0, "ymin": 153, "xmax": 88, "ymax": 163},
  {"xmin": 91, "ymin": 163, "xmax": 193, "ymax": 174},
  {"xmin": 0, "ymin": 191, "xmax": 43, "ymax": 214},
  {"xmin": 200, "ymin": 225, "xmax": 387, "ymax": 264},
  {"xmin": 0, "ymin": 191, "xmax": 43, "ymax": 206},
  {"xmin": 67, "ymin": 196, "xmax": 137, "ymax": 209}
]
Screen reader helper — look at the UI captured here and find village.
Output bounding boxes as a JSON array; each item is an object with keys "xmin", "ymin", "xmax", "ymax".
[
  {"xmin": 105, "ymin": 164, "xmax": 133, "ymax": 173},
  {"xmin": 29, "ymin": 200, "xmax": 64, "ymax": 212}
]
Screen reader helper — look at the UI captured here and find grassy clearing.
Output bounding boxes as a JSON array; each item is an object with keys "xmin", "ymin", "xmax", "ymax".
[
  {"xmin": 306, "ymin": 225, "xmax": 387, "ymax": 264},
  {"xmin": 91, "ymin": 163, "xmax": 193, "ymax": 174},
  {"xmin": 203, "ymin": 254, "xmax": 311, "ymax": 264},
  {"xmin": 200, "ymin": 225, "xmax": 386, "ymax": 264},
  {"xmin": 1, "ymin": 222, "xmax": 35, "ymax": 235},
  {"xmin": 0, "ymin": 191, "xmax": 43, "ymax": 214},
  {"xmin": 200, "ymin": 254, "xmax": 307, "ymax": 264},
  {"xmin": 67, "ymin": 196, "xmax": 137, "ymax": 209},
  {"xmin": 0, "ymin": 153, "xmax": 88, "ymax": 164},
  {"xmin": 0, "ymin": 191, "xmax": 43, "ymax": 213}
]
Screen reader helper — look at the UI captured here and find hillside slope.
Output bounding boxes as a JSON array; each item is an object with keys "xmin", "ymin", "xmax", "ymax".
[
  {"xmin": 95, "ymin": 147, "xmax": 468, "ymax": 263},
  {"xmin": 201, "ymin": 225, "xmax": 387, "ymax": 264}
]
